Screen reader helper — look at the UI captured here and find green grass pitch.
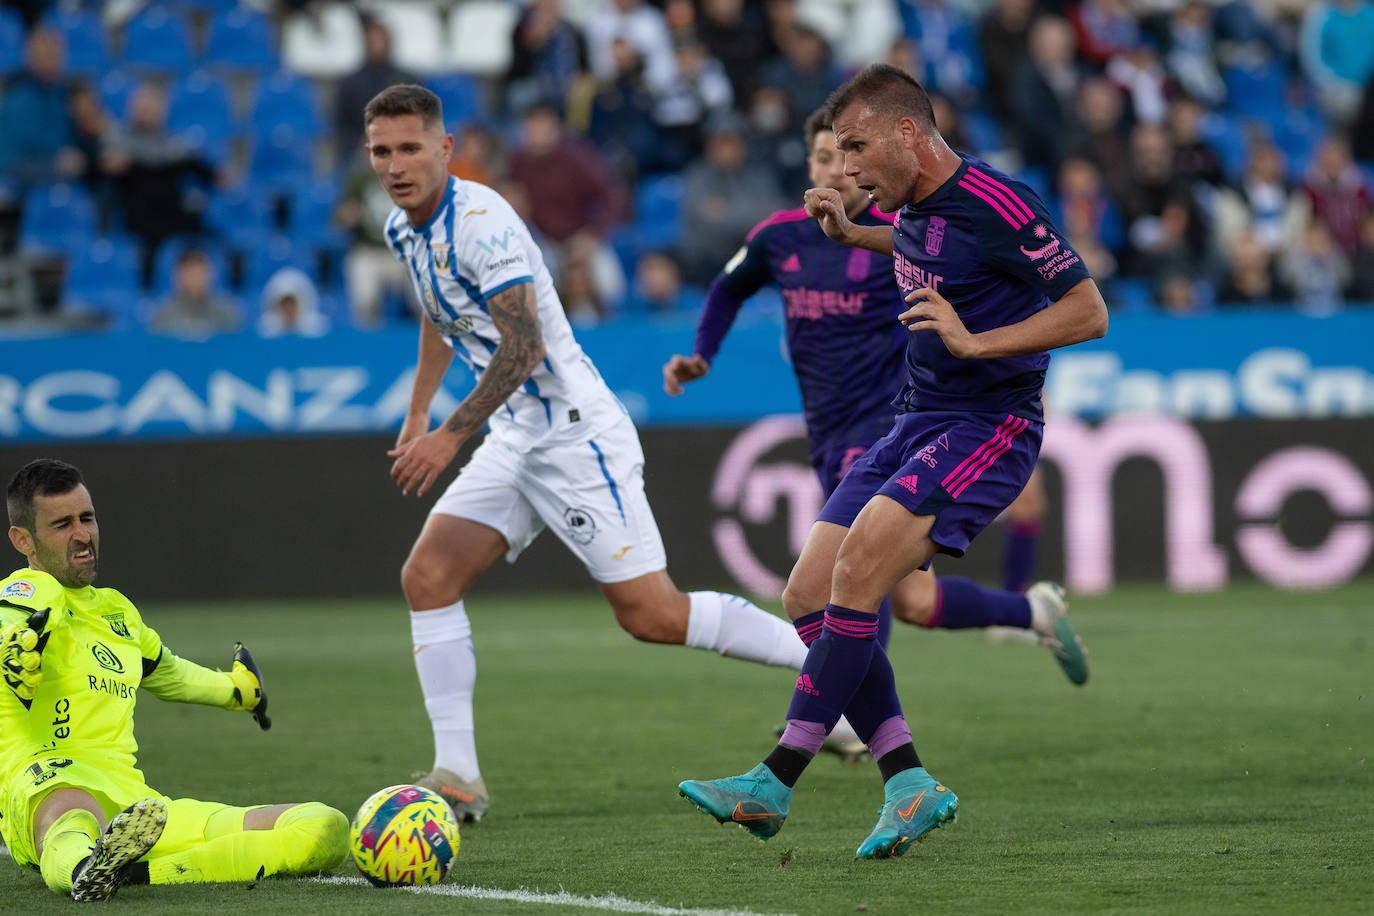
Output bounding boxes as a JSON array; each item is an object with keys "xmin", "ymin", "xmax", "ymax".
[{"xmin": 2, "ymin": 581, "xmax": 1370, "ymax": 915}]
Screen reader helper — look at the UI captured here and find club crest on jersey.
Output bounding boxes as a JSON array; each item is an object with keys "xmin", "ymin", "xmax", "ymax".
[
  {"xmin": 563, "ymin": 506, "xmax": 598, "ymax": 545},
  {"xmin": 103, "ymin": 612, "xmax": 131, "ymax": 639},
  {"xmin": 1, "ymin": 580, "xmax": 35, "ymax": 599},
  {"xmin": 431, "ymin": 243, "xmax": 452, "ymax": 272},
  {"xmin": 924, "ymin": 216, "xmax": 947, "ymax": 256}
]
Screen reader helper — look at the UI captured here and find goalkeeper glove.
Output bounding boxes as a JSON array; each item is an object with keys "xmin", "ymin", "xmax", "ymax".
[
  {"xmin": 226, "ymin": 641, "xmax": 271, "ymax": 730},
  {"xmin": 2, "ymin": 607, "xmax": 50, "ymax": 707}
]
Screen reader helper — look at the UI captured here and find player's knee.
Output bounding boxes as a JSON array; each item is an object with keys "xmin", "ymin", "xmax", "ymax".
[
  {"xmin": 606, "ymin": 591, "xmax": 687, "ymax": 644},
  {"xmin": 274, "ymin": 803, "xmax": 349, "ymax": 875},
  {"xmin": 892, "ymin": 593, "xmax": 936, "ymax": 627},
  {"xmin": 400, "ymin": 556, "xmax": 464, "ymax": 610}
]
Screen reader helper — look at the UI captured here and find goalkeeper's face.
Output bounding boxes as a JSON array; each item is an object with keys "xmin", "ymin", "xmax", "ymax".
[{"xmin": 19, "ymin": 485, "xmax": 99, "ymax": 588}]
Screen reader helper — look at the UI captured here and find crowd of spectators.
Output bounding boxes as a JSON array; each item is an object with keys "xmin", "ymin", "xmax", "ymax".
[{"xmin": 0, "ymin": 0, "xmax": 1371, "ymax": 337}]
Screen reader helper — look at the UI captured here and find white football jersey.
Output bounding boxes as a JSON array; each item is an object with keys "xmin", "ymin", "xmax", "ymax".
[{"xmin": 385, "ymin": 177, "xmax": 627, "ymax": 450}]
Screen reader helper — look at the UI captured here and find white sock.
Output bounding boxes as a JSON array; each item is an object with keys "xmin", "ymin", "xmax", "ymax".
[
  {"xmin": 410, "ymin": 601, "xmax": 480, "ymax": 782},
  {"xmin": 684, "ymin": 591, "xmax": 808, "ymax": 668}
]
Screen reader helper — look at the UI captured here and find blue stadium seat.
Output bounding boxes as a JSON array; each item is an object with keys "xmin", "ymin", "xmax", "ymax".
[
  {"xmin": 1198, "ymin": 111, "xmax": 1251, "ymax": 184},
  {"xmin": 249, "ymin": 70, "xmax": 323, "ymax": 141},
  {"xmin": 98, "ymin": 69, "xmax": 137, "ymax": 120},
  {"xmin": 121, "ymin": 7, "xmax": 195, "ymax": 75},
  {"xmin": 248, "ymin": 125, "xmax": 315, "ymax": 189},
  {"xmin": 633, "ymin": 174, "xmax": 684, "ymax": 252},
  {"xmin": 243, "ymin": 235, "xmax": 314, "ymax": 311},
  {"xmin": 0, "ymin": 7, "xmax": 26, "ymax": 77},
  {"xmin": 18, "ymin": 183, "xmax": 98, "ymax": 256},
  {"xmin": 205, "ymin": 182, "xmax": 273, "ymax": 250},
  {"xmin": 61, "ymin": 235, "xmax": 142, "ymax": 328},
  {"xmin": 41, "ymin": 6, "xmax": 111, "ymax": 78},
  {"xmin": 960, "ymin": 110, "xmax": 1004, "ymax": 155},
  {"xmin": 203, "ymin": 7, "xmax": 278, "ymax": 75},
  {"xmin": 426, "ymin": 74, "xmax": 485, "ymax": 128},
  {"xmin": 1222, "ymin": 62, "xmax": 1286, "ymax": 121},
  {"xmin": 167, "ymin": 70, "xmax": 237, "ymax": 163},
  {"xmin": 287, "ymin": 177, "xmax": 347, "ymax": 250}
]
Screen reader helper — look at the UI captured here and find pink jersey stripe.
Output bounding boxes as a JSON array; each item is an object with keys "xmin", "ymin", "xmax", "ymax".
[
  {"xmin": 943, "ymin": 416, "xmax": 1029, "ymax": 498},
  {"xmin": 965, "ymin": 167, "xmax": 1035, "ymax": 223},
  {"xmin": 957, "ymin": 179, "xmax": 1027, "ymax": 229},
  {"xmin": 746, "ymin": 206, "xmax": 812, "ymax": 241}
]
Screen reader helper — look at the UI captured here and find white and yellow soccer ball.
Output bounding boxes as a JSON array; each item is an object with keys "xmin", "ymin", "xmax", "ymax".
[{"xmin": 349, "ymin": 784, "xmax": 462, "ymax": 887}]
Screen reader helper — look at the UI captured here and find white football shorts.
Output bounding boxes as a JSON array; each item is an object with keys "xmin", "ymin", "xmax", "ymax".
[{"xmin": 430, "ymin": 415, "xmax": 668, "ymax": 583}]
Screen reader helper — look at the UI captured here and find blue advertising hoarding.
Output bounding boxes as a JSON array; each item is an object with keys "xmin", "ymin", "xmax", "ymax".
[{"xmin": 1, "ymin": 309, "xmax": 1371, "ymax": 443}]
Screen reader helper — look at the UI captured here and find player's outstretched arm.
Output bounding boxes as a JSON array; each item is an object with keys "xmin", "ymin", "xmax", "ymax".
[
  {"xmin": 1, "ymin": 606, "xmax": 50, "ymax": 708},
  {"xmin": 663, "ymin": 354, "xmax": 710, "ymax": 395},
  {"xmin": 804, "ymin": 188, "xmax": 894, "ymax": 256},
  {"xmin": 141, "ymin": 643, "xmax": 268, "ymax": 728}
]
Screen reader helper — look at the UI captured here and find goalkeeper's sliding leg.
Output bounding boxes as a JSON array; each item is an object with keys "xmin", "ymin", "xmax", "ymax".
[{"xmin": 31, "ymin": 790, "xmax": 347, "ymax": 896}]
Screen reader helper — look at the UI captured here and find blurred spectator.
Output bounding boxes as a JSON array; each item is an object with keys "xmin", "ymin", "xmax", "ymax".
[
  {"xmin": 505, "ymin": 0, "xmax": 589, "ymax": 117},
  {"xmin": 1106, "ymin": 42, "xmax": 1171, "ymax": 127},
  {"xmin": 258, "ymin": 266, "xmax": 329, "ymax": 337},
  {"xmin": 1053, "ymin": 156, "xmax": 1126, "ymax": 254},
  {"xmin": 977, "ymin": 0, "xmax": 1037, "ymax": 120},
  {"xmin": 1344, "ymin": 209, "xmax": 1374, "ymax": 299},
  {"xmin": 507, "ymin": 103, "xmax": 628, "ymax": 307},
  {"xmin": 758, "ymin": 23, "xmax": 838, "ymax": 136},
  {"xmin": 1008, "ymin": 16, "xmax": 1083, "ymax": 173},
  {"xmin": 696, "ymin": 0, "xmax": 776, "ymax": 103},
  {"xmin": 447, "ymin": 123, "xmax": 503, "ymax": 188},
  {"xmin": 335, "ymin": 156, "xmax": 418, "ymax": 326},
  {"xmin": 1070, "ymin": 0, "xmax": 1141, "ymax": 68},
  {"xmin": 1212, "ymin": 140, "xmax": 1309, "ymax": 258},
  {"xmin": 897, "ymin": 0, "xmax": 985, "ymax": 109},
  {"xmin": 679, "ymin": 117, "xmax": 785, "ymax": 285},
  {"xmin": 1216, "ymin": 231, "xmax": 1292, "ymax": 304},
  {"xmin": 1167, "ymin": 95, "xmax": 1227, "ymax": 190},
  {"xmin": 1065, "ymin": 78, "xmax": 1133, "ymax": 211},
  {"xmin": 1278, "ymin": 220, "xmax": 1350, "ymax": 314},
  {"xmin": 742, "ymin": 84, "xmax": 806, "ymax": 194},
  {"xmin": 585, "ymin": 0, "xmax": 678, "ymax": 95},
  {"xmin": 622, "ymin": 250, "xmax": 699, "ymax": 315},
  {"xmin": 1212, "ymin": 0, "xmax": 1285, "ymax": 69},
  {"xmin": 652, "ymin": 36, "xmax": 735, "ymax": 173},
  {"xmin": 149, "ymin": 249, "xmax": 240, "ymax": 337},
  {"xmin": 1299, "ymin": 1, "xmax": 1374, "ymax": 128},
  {"xmin": 1155, "ymin": 1, "xmax": 1227, "ymax": 108},
  {"xmin": 928, "ymin": 92, "xmax": 972, "ymax": 153},
  {"xmin": 1121, "ymin": 122, "xmax": 1210, "ymax": 280},
  {"xmin": 586, "ymin": 37, "xmax": 662, "ymax": 181},
  {"xmin": 1156, "ymin": 271, "xmax": 1207, "ymax": 315},
  {"xmin": 796, "ymin": 0, "xmax": 902, "ymax": 70},
  {"xmin": 333, "ymin": 16, "xmax": 417, "ymax": 163},
  {"xmin": 1301, "ymin": 136, "xmax": 1371, "ymax": 259},
  {"xmin": 101, "ymin": 81, "xmax": 216, "ymax": 288},
  {"xmin": 556, "ymin": 240, "xmax": 610, "ymax": 326},
  {"xmin": 0, "ymin": 29, "xmax": 80, "ymax": 193},
  {"xmin": 67, "ymin": 83, "xmax": 117, "ymax": 230}
]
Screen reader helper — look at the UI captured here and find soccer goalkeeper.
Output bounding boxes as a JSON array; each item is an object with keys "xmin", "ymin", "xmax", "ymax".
[{"xmin": 0, "ymin": 459, "xmax": 348, "ymax": 901}]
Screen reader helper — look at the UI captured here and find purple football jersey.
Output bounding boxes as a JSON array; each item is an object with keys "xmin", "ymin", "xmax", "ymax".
[
  {"xmin": 696, "ymin": 204, "xmax": 908, "ymax": 464},
  {"xmin": 889, "ymin": 155, "xmax": 1092, "ymax": 423}
]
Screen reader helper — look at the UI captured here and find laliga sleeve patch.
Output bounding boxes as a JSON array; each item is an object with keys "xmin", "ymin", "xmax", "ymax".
[{"xmin": 1, "ymin": 580, "xmax": 35, "ymax": 599}]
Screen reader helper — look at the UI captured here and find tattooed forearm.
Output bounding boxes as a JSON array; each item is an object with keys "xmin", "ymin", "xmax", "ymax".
[{"xmin": 444, "ymin": 282, "xmax": 546, "ymax": 436}]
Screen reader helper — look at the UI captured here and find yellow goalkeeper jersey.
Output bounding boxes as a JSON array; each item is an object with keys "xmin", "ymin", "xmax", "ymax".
[{"xmin": 0, "ymin": 568, "xmax": 162, "ymax": 796}]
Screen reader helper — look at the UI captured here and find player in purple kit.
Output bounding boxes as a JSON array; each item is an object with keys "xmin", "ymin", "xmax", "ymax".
[
  {"xmin": 663, "ymin": 107, "xmax": 1081, "ymax": 687},
  {"xmin": 677, "ymin": 64, "xmax": 1107, "ymax": 859}
]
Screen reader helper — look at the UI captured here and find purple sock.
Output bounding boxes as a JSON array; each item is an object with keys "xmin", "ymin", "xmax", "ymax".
[
  {"xmin": 833, "ymin": 642, "xmax": 905, "ymax": 743},
  {"xmin": 930, "ymin": 576, "xmax": 1032, "ymax": 630},
  {"xmin": 1001, "ymin": 519, "xmax": 1042, "ymax": 593},
  {"xmin": 793, "ymin": 609, "xmax": 825, "ymax": 647},
  {"xmin": 781, "ymin": 605, "xmax": 878, "ymax": 752},
  {"xmin": 876, "ymin": 595, "xmax": 893, "ymax": 649}
]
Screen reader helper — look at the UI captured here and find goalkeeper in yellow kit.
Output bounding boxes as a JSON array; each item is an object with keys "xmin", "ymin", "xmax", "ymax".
[{"xmin": 0, "ymin": 458, "xmax": 348, "ymax": 901}]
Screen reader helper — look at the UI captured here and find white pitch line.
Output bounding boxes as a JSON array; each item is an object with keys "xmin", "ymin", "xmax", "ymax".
[{"xmin": 311, "ymin": 876, "xmax": 796, "ymax": 916}]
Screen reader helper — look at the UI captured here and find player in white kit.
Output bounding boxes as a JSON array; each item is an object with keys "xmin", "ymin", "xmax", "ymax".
[{"xmin": 364, "ymin": 85, "xmax": 822, "ymax": 822}]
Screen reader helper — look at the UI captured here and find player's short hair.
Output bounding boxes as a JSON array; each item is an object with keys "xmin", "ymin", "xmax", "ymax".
[
  {"xmin": 363, "ymin": 84, "xmax": 444, "ymax": 130},
  {"xmin": 826, "ymin": 63, "xmax": 937, "ymax": 133},
  {"xmin": 7, "ymin": 459, "xmax": 85, "ymax": 532},
  {"xmin": 803, "ymin": 106, "xmax": 833, "ymax": 151}
]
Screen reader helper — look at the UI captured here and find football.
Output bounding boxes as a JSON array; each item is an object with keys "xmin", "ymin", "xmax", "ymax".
[{"xmin": 349, "ymin": 784, "xmax": 462, "ymax": 887}]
